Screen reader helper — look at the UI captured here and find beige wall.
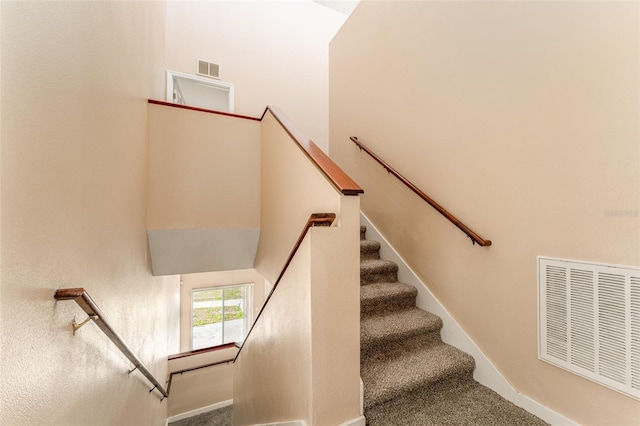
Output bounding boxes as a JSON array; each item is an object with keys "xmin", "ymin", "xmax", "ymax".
[
  {"xmin": 330, "ymin": 1, "xmax": 639, "ymax": 425},
  {"xmin": 254, "ymin": 111, "xmax": 341, "ymax": 283},
  {"xmin": 0, "ymin": 2, "xmax": 179, "ymax": 425},
  {"xmin": 234, "ymin": 110, "xmax": 361, "ymax": 425},
  {"xmin": 147, "ymin": 104, "xmax": 261, "ymax": 275},
  {"xmin": 179, "ymin": 269, "xmax": 266, "ymax": 353},
  {"xmin": 234, "ymin": 209, "xmax": 362, "ymax": 426},
  {"xmin": 167, "ymin": 346, "xmax": 238, "ymax": 417},
  {"xmin": 309, "ymin": 196, "xmax": 361, "ymax": 426},
  {"xmin": 164, "ymin": 0, "xmax": 346, "ymax": 152},
  {"xmin": 147, "ymin": 104, "xmax": 260, "ymax": 230},
  {"xmin": 234, "ymin": 237, "xmax": 314, "ymax": 425}
]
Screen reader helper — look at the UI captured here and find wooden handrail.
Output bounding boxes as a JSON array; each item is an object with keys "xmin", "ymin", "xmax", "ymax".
[
  {"xmin": 148, "ymin": 99, "xmax": 363, "ymax": 197},
  {"xmin": 167, "ymin": 358, "xmax": 236, "ymax": 395},
  {"xmin": 166, "ymin": 343, "xmax": 240, "ymax": 394},
  {"xmin": 265, "ymin": 106, "xmax": 364, "ymax": 196},
  {"xmin": 54, "ymin": 288, "xmax": 170, "ymax": 399},
  {"xmin": 234, "ymin": 213, "xmax": 337, "ymax": 362},
  {"xmin": 168, "ymin": 342, "xmax": 240, "ymax": 361},
  {"xmin": 148, "ymin": 99, "xmax": 261, "ymax": 121},
  {"xmin": 350, "ymin": 136, "xmax": 492, "ymax": 247}
]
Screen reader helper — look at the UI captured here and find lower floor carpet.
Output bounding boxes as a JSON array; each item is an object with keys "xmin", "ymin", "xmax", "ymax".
[{"xmin": 169, "ymin": 406, "xmax": 232, "ymax": 426}]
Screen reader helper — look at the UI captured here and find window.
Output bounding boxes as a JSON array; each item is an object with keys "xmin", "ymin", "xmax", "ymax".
[{"xmin": 191, "ymin": 284, "xmax": 252, "ymax": 350}]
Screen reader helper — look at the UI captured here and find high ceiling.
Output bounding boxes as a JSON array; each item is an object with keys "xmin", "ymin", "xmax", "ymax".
[{"xmin": 313, "ymin": 0, "xmax": 359, "ymax": 16}]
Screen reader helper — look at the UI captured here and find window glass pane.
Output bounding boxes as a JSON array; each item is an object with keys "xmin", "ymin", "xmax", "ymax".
[
  {"xmin": 223, "ymin": 287, "xmax": 246, "ymax": 344},
  {"xmin": 192, "ymin": 289, "xmax": 223, "ymax": 349}
]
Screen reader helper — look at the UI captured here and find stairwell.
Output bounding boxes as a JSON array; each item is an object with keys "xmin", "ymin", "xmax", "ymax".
[{"xmin": 359, "ymin": 226, "xmax": 548, "ymax": 425}]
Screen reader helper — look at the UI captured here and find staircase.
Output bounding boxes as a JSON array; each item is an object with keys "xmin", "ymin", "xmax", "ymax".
[{"xmin": 359, "ymin": 226, "xmax": 548, "ymax": 425}]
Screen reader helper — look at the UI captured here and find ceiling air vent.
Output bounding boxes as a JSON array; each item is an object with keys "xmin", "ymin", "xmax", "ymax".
[
  {"xmin": 197, "ymin": 59, "xmax": 220, "ymax": 79},
  {"xmin": 538, "ymin": 256, "xmax": 640, "ymax": 399}
]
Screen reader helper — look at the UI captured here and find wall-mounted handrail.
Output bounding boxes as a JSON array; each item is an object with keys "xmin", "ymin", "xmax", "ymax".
[
  {"xmin": 148, "ymin": 100, "xmax": 364, "ymax": 197},
  {"xmin": 148, "ymin": 99, "xmax": 261, "ymax": 121},
  {"xmin": 54, "ymin": 288, "xmax": 169, "ymax": 399},
  {"xmin": 166, "ymin": 342, "xmax": 240, "ymax": 395},
  {"xmin": 167, "ymin": 358, "xmax": 236, "ymax": 395},
  {"xmin": 350, "ymin": 136, "xmax": 492, "ymax": 247},
  {"xmin": 234, "ymin": 213, "xmax": 337, "ymax": 362},
  {"xmin": 264, "ymin": 106, "xmax": 364, "ymax": 196},
  {"xmin": 168, "ymin": 342, "xmax": 240, "ymax": 361}
]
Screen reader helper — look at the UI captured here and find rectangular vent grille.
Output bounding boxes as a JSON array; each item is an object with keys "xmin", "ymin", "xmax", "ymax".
[
  {"xmin": 538, "ymin": 256, "xmax": 640, "ymax": 399},
  {"xmin": 197, "ymin": 59, "xmax": 220, "ymax": 79}
]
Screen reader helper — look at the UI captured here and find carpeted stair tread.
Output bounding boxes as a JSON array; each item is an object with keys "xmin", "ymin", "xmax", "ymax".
[
  {"xmin": 361, "ymin": 334, "xmax": 475, "ymax": 408},
  {"xmin": 360, "ymin": 259, "xmax": 398, "ymax": 284},
  {"xmin": 361, "ymin": 307, "xmax": 442, "ymax": 351},
  {"xmin": 365, "ymin": 378, "xmax": 548, "ymax": 426},
  {"xmin": 360, "ymin": 239, "xmax": 381, "ymax": 260},
  {"xmin": 360, "ymin": 282, "xmax": 417, "ymax": 315}
]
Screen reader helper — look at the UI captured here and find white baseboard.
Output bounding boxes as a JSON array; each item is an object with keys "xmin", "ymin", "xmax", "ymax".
[
  {"xmin": 360, "ymin": 213, "xmax": 576, "ymax": 426},
  {"xmin": 359, "ymin": 378, "xmax": 364, "ymax": 416},
  {"xmin": 516, "ymin": 393, "xmax": 576, "ymax": 426},
  {"xmin": 166, "ymin": 399, "xmax": 233, "ymax": 423},
  {"xmin": 258, "ymin": 415, "xmax": 364, "ymax": 426}
]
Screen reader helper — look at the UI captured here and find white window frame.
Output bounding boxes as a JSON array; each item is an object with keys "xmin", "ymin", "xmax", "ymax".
[{"xmin": 166, "ymin": 70, "xmax": 235, "ymax": 112}]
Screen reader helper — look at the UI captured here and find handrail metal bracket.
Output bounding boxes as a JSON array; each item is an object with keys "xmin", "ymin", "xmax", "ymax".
[
  {"xmin": 72, "ymin": 314, "xmax": 99, "ymax": 336},
  {"xmin": 54, "ymin": 288, "xmax": 170, "ymax": 399}
]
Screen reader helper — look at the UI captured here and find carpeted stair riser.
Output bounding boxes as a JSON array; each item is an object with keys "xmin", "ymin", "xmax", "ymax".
[
  {"xmin": 360, "ymin": 239, "xmax": 381, "ymax": 260},
  {"xmin": 360, "ymin": 282, "xmax": 417, "ymax": 316},
  {"xmin": 361, "ymin": 333, "xmax": 475, "ymax": 408},
  {"xmin": 361, "ymin": 307, "xmax": 442, "ymax": 353},
  {"xmin": 360, "ymin": 259, "xmax": 398, "ymax": 285},
  {"xmin": 365, "ymin": 372, "xmax": 477, "ymax": 422},
  {"xmin": 365, "ymin": 377, "xmax": 546, "ymax": 426}
]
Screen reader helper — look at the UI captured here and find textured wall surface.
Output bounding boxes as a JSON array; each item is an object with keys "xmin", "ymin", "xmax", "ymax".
[
  {"xmin": 1, "ymin": 2, "xmax": 180, "ymax": 424},
  {"xmin": 146, "ymin": 104, "xmax": 261, "ymax": 275},
  {"xmin": 254, "ymin": 111, "xmax": 342, "ymax": 283},
  {"xmin": 330, "ymin": 1, "xmax": 639, "ymax": 424},
  {"xmin": 234, "ymin": 111, "xmax": 361, "ymax": 425},
  {"xmin": 147, "ymin": 104, "xmax": 260, "ymax": 230},
  {"xmin": 234, "ymin": 238, "xmax": 314, "ymax": 425},
  {"xmin": 167, "ymin": 346, "xmax": 238, "ymax": 417}
]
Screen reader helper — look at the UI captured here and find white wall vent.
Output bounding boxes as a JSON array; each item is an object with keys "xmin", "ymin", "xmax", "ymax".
[
  {"xmin": 538, "ymin": 256, "xmax": 640, "ymax": 399},
  {"xmin": 197, "ymin": 59, "xmax": 220, "ymax": 79}
]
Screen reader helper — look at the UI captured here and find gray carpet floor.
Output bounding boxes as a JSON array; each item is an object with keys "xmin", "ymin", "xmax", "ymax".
[{"xmin": 169, "ymin": 406, "xmax": 232, "ymax": 426}]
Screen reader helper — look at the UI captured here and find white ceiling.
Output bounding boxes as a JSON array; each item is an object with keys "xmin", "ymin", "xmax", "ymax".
[{"xmin": 313, "ymin": 0, "xmax": 360, "ymax": 16}]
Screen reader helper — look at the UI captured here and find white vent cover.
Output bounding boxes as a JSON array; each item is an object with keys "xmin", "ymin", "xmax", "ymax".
[
  {"xmin": 538, "ymin": 256, "xmax": 640, "ymax": 399},
  {"xmin": 197, "ymin": 59, "xmax": 220, "ymax": 79}
]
